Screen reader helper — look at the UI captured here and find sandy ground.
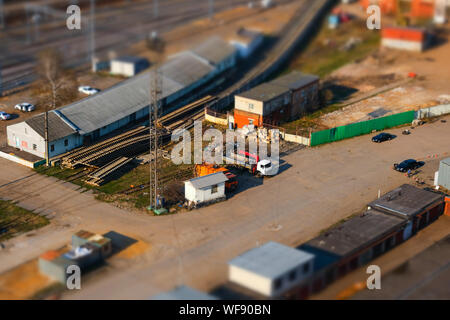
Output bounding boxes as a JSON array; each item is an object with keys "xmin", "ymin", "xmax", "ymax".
[
  {"xmin": 0, "ymin": 114, "xmax": 448, "ymax": 299},
  {"xmin": 317, "ymin": 4, "xmax": 450, "ymax": 128}
]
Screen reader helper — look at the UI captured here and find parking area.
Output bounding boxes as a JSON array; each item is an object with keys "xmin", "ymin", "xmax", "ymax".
[{"xmin": 0, "ymin": 115, "xmax": 449, "ymax": 299}]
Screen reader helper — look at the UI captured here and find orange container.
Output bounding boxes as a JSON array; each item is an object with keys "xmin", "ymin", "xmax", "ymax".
[
  {"xmin": 40, "ymin": 250, "xmax": 61, "ymax": 261},
  {"xmin": 445, "ymin": 197, "xmax": 450, "ymax": 217}
]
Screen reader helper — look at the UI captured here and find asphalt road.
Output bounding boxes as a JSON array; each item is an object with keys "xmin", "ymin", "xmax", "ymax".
[{"xmin": 0, "ymin": 116, "xmax": 449, "ymax": 299}]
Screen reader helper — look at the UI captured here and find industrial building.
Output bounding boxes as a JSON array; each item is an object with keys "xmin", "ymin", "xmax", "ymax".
[
  {"xmin": 229, "ymin": 28, "xmax": 264, "ymax": 59},
  {"xmin": 110, "ymin": 56, "xmax": 150, "ymax": 77},
  {"xmin": 437, "ymin": 157, "xmax": 450, "ymax": 190},
  {"xmin": 381, "ymin": 26, "xmax": 431, "ymax": 52},
  {"xmin": 368, "ymin": 183, "xmax": 445, "ymax": 232},
  {"xmin": 6, "ymin": 37, "xmax": 237, "ymax": 160},
  {"xmin": 233, "ymin": 71, "xmax": 319, "ymax": 128},
  {"xmin": 228, "ymin": 241, "xmax": 314, "ymax": 298},
  {"xmin": 223, "ymin": 184, "xmax": 446, "ymax": 300},
  {"xmin": 184, "ymin": 172, "xmax": 228, "ymax": 205}
]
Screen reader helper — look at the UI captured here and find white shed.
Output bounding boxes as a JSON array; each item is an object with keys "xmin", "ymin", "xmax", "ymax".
[
  {"xmin": 110, "ymin": 56, "xmax": 150, "ymax": 77},
  {"xmin": 228, "ymin": 241, "xmax": 314, "ymax": 298},
  {"xmin": 184, "ymin": 172, "xmax": 228, "ymax": 204}
]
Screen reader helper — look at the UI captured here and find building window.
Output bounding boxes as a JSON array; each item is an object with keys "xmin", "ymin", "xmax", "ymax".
[
  {"xmin": 64, "ymin": 139, "xmax": 68, "ymax": 147},
  {"xmin": 211, "ymin": 184, "xmax": 218, "ymax": 194},
  {"xmin": 289, "ymin": 270, "xmax": 297, "ymax": 282},
  {"xmin": 303, "ymin": 263, "xmax": 310, "ymax": 274},
  {"xmin": 24, "ymin": 128, "xmax": 28, "ymax": 134},
  {"xmin": 249, "ymin": 103, "xmax": 254, "ymax": 110},
  {"xmin": 32, "ymin": 144, "xmax": 37, "ymax": 151},
  {"xmin": 50, "ymin": 144, "xmax": 55, "ymax": 152},
  {"xmin": 274, "ymin": 278, "xmax": 283, "ymax": 290},
  {"xmin": 249, "ymin": 119, "xmax": 254, "ymax": 125}
]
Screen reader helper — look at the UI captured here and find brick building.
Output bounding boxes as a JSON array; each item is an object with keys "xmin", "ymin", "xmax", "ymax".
[{"xmin": 233, "ymin": 71, "xmax": 319, "ymax": 128}]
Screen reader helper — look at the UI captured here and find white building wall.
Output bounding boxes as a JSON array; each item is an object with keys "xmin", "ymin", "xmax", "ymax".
[
  {"xmin": 184, "ymin": 181, "xmax": 225, "ymax": 204},
  {"xmin": 229, "ymin": 265, "xmax": 272, "ymax": 296},
  {"xmin": 382, "ymin": 38, "xmax": 424, "ymax": 52},
  {"xmin": 7, "ymin": 122, "xmax": 81, "ymax": 158},
  {"xmin": 229, "ymin": 259, "xmax": 314, "ymax": 298}
]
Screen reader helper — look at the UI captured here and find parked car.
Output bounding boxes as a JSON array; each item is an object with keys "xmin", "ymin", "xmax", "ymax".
[
  {"xmin": 372, "ymin": 132, "xmax": 395, "ymax": 143},
  {"xmin": 14, "ymin": 102, "xmax": 35, "ymax": 112},
  {"xmin": 0, "ymin": 111, "xmax": 11, "ymax": 120},
  {"xmin": 393, "ymin": 159, "xmax": 424, "ymax": 172},
  {"xmin": 78, "ymin": 86, "xmax": 100, "ymax": 95}
]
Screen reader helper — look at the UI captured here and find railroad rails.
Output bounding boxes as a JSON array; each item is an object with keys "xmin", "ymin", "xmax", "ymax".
[
  {"xmin": 60, "ymin": 126, "xmax": 149, "ymax": 169},
  {"xmin": 213, "ymin": 0, "xmax": 331, "ymax": 109},
  {"xmin": 159, "ymin": 95, "xmax": 216, "ymax": 132},
  {"xmin": 83, "ymin": 157, "xmax": 134, "ymax": 186}
]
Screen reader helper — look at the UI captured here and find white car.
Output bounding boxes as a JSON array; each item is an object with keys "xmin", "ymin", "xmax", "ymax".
[
  {"xmin": 78, "ymin": 86, "xmax": 100, "ymax": 95},
  {"xmin": 0, "ymin": 111, "xmax": 11, "ymax": 120},
  {"xmin": 14, "ymin": 102, "xmax": 35, "ymax": 112}
]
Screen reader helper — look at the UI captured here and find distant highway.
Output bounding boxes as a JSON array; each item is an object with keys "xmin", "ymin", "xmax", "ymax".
[{"xmin": 0, "ymin": 0, "xmax": 294, "ymax": 94}]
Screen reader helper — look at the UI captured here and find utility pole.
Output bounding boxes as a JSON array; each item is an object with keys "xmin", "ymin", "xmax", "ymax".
[
  {"xmin": 209, "ymin": 0, "xmax": 214, "ymax": 19},
  {"xmin": 0, "ymin": 0, "xmax": 5, "ymax": 29},
  {"xmin": 153, "ymin": 0, "xmax": 159, "ymax": 19},
  {"xmin": 149, "ymin": 62, "xmax": 162, "ymax": 211},
  {"xmin": 89, "ymin": 0, "xmax": 96, "ymax": 64}
]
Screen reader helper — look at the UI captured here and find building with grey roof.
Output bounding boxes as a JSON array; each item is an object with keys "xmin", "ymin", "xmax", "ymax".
[
  {"xmin": 228, "ymin": 241, "xmax": 314, "ymax": 298},
  {"xmin": 184, "ymin": 172, "xmax": 228, "ymax": 204},
  {"xmin": 234, "ymin": 70, "xmax": 319, "ymax": 128},
  {"xmin": 304, "ymin": 210, "xmax": 406, "ymax": 259},
  {"xmin": 6, "ymin": 37, "xmax": 236, "ymax": 160},
  {"xmin": 7, "ymin": 110, "xmax": 82, "ymax": 159},
  {"xmin": 152, "ymin": 285, "xmax": 218, "ymax": 300},
  {"xmin": 191, "ymin": 36, "xmax": 237, "ymax": 72},
  {"xmin": 368, "ymin": 184, "xmax": 444, "ymax": 221}
]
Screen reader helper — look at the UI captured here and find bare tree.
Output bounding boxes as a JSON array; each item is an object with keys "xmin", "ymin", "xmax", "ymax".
[{"xmin": 35, "ymin": 48, "xmax": 77, "ymax": 166}]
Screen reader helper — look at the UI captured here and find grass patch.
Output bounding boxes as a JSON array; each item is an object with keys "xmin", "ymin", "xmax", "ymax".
[
  {"xmin": 285, "ymin": 19, "xmax": 381, "ymax": 78},
  {"xmin": 0, "ymin": 200, "xmax": 49, "ymax": 241}
]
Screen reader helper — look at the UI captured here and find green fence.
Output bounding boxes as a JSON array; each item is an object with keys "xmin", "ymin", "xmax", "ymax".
[{"xmin": 310, "ymin": 110, "xmax": 415, "ymax": 146}]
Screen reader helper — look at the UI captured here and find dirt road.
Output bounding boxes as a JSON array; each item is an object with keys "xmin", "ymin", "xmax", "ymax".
[{"xmin": 0, "ymin": 116, "xmax": 449, "ymax": 299}]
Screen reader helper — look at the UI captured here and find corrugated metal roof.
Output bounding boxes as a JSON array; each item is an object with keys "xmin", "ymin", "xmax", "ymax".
[
  {"xmin": 58, "ymin": 72, "xmax": 182, "ymax": 134},
  {"xmin": 270, "ymin": 71, "xmax": 319, "ymax": 90},
  {"xmin": 191, "ymin": 36, "xmax": 236, "ymax": 65},
  {"xmin": 186, "ymin": 172, "xmax": 228, "ymax": 189},
  {"xmin": 161, "ymin": 51, "xmax": 214, "ymax": 87},
  {"xmin": 228, "ymin": 241, "xmax": 314, "ymax": 279},
  {"xmin": 152, "ymin": 286, "xmax": 218, "ymax": 300},
  {"xmin": 236, "ymin": 83, "xmax": 290, "ymax": 102},
  {"xmin": 369, "ymin": 184, "xmax": 444, "ymax": 218},
  {"xmin": 305, "ymin": 210, "xmax": 406, "ymax": 258},
  {"xmin": 25, "ymin": 111, "xmax": 77, "ymax": 141}
]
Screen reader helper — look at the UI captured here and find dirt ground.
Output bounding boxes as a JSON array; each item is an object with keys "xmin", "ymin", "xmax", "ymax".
[
  {"xmin": 317, "ymin": 3, "xmax": 450, "ymax": 128},
  {"xmin": 0, "ymin": 114, "xmax": 448, "ymax": 299}
]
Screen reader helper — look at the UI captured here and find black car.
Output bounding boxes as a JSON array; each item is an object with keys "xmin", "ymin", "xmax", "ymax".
[
  {"xmin": 372, "ymin": 132, "xmax": 395, "ymax": 143},
  {"xmin": 393, "ymin": 159, "xmax": 424, "ymax": 172}
]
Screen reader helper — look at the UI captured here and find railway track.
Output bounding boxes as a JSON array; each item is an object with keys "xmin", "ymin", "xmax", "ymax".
[
  {"xmin": 60, "ymin": 126, "xmax": 149, "ymax": 168},
  {"xmin": 84, "ymin": 156, "xmax": 134, "ymax": 186},
  {"xmin": 213, "ymin": 0, "xmax": 333, "ymax": 109}
]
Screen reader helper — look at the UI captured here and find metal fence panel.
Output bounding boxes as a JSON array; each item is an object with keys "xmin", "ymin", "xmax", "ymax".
[{"xmin": 310, "ymin": 111, "xmax": 415, "ymax": 146}]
